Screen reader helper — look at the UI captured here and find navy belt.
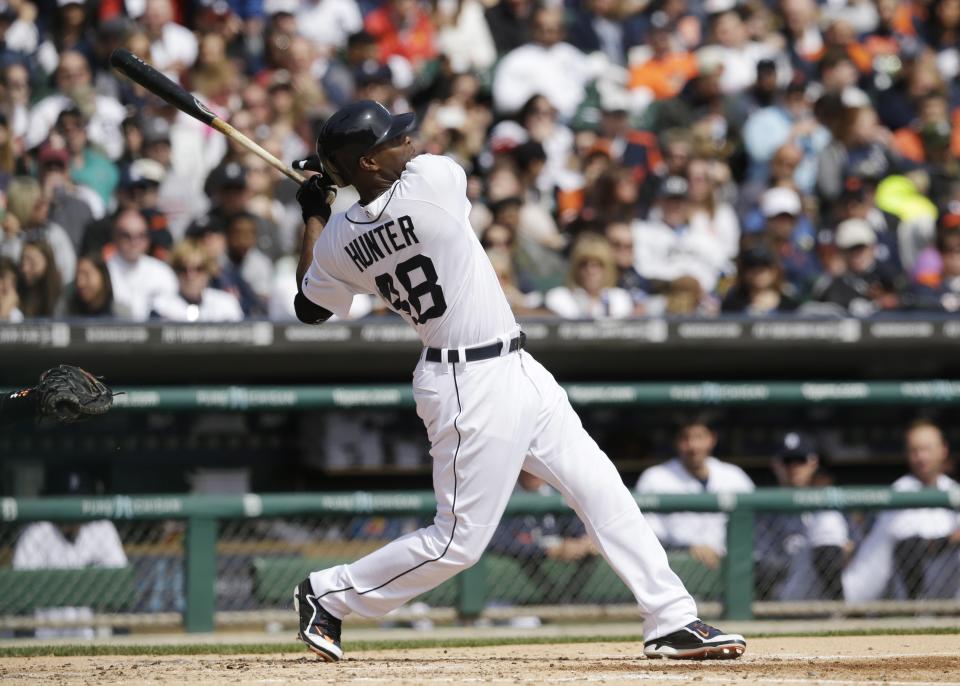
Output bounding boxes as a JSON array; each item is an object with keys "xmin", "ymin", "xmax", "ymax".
[{"xmin": 425, "ymin": 332, "xmax": 525, "ymax": 363}]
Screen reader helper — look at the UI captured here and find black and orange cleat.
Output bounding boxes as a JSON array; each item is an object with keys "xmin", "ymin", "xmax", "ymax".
[
  {"xmin": 294, "ymin": 578, "xmax": 343, "ymax": 661},
  {"xmin": 643, "ymin": 619, "xmax": 746, "ymax": 660}
]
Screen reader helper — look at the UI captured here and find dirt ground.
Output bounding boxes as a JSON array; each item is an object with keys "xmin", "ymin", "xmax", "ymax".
[{"xmin": 2, "ymin": 635, "xmax": 959, "ymax": 685}]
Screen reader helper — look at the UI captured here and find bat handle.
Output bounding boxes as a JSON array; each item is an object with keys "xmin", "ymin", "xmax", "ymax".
[{"xmin": 211, "ymin": 119, "xmax": 306, "ymax": 185}]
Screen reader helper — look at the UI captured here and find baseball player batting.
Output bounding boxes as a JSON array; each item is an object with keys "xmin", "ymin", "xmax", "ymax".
[{"xmin": 292, "ymin": 100, "xmax": 746, "ymax": 662}]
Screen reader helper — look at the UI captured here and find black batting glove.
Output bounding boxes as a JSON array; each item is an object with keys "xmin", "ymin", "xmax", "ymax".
[{"xmin": 296, "ymin": 174, "xmax": 337, "ymax": 224}]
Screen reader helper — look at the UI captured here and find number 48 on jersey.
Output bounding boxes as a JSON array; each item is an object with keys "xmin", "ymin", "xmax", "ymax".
[{"xmin": 375, "ymin": 255, "xmax": 447, "ymax": 324}]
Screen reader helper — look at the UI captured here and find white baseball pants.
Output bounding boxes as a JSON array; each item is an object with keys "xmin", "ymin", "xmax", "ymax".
[{"xmin": 310, "ymin": 349, "xmax": 698, "ymax": 640}]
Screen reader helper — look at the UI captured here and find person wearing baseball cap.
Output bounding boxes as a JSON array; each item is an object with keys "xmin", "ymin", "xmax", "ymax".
[
  {"xmin": 812, "ymin": 218, "xmax": 906, "ymax": 315},
  {"xmin": 760, "ymin": 186, "xmax": 820, "ymax": 299},
  {"xmin": 836, "ymin": 175, "xmax": 903, "ymax": 273},
  {"xmin": 754, "ymin": 432, "xmax": 848, "ymax": 601},
  {"xmin": 633, "ymin": 175, "xmax": 727, "ymax": 297}
]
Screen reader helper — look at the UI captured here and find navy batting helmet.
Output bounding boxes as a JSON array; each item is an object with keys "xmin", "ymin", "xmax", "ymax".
[{"xmin": 316, "ymin": 100, "xmax": 417, "ymax": 187}]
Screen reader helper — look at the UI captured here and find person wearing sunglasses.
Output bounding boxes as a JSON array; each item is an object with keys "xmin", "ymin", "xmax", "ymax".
[
  {"xmin": 151, "ymin": 240, "xmax": 242, "ymax": 322},
  {"xmin": 105, "ymin": 208, "xmax": 176, "ymax": 321}
]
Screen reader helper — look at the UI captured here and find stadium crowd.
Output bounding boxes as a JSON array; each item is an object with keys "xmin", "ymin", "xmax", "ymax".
[{"xmin": 0, "ymin": 0, "xmax": 958, "ymax": 323}]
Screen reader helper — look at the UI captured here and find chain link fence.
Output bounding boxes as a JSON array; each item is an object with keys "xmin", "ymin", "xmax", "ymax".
[{"xmin": 0, "ymin": 490, "xmax": 958, "ymax": 636}]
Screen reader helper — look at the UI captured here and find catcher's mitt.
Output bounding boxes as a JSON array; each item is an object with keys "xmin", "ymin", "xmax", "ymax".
[{"xmin": 35, "ymin": 365, "xmax": 115, "ymax": 423}]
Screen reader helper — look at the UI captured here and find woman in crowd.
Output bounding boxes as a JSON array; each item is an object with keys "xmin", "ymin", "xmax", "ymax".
[
  {"xmin": 721, "ymin": 243, "xmax": 799, "ymax": 315},
  {"xmin": 5, "ymin": 176, "xmax": 76, "ymax": 284},
  {"xmin": 17, "ymin": 239, "xmax": 62, "ymax": 318},
  {"xmin": 0, "ymin": 255, "xmax": 22, "ymax": 322},
  {"xmin": 545, "ymin": 233, "xmax": 635, "ymax": 319},
  {"xmin": 56, "ymin": 253, "xmax": 116, "ymax": 318},
  {"xmin": 151, "ymin": 240, "xmax": 243, "ymax": 322},
  {"xmin": 687, "ymin": 157, "xmax": 740, "ymax": 266}
]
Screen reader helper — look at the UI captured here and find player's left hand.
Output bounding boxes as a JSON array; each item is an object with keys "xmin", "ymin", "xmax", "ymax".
[
  {"xmin": 35, "ymin": 365, "xmax": 115, "ymax": 423},
  {"xmin": 296, "ymin": 171, "xmax": 337, "ymax": 224}
]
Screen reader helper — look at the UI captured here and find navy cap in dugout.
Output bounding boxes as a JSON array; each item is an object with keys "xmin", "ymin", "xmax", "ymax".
[
  {"xmin": 778, "ymin": 432, "xmax": 817, "ymax": 463},
  {"xmin": 316, "ymin": 101, "xmax": 417, "ymax": 187}
]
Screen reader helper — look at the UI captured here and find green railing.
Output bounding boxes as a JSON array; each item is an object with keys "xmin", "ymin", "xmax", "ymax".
[
  {"xmin": 109, "ymin": 381, "xmax": 960, "ymax": 410},
  {"xmin": 3, "ymin": 487, "xmax": 957, "ymax": 631}
]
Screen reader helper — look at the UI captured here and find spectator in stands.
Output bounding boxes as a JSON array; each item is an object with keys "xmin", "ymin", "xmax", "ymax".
[
  {"xmin": 813, "ymin": 218, "xmax": 906, "ymax": 316},
  {"xmin": 55, "ymin": 107, "xmax": 116, "ymax": 214},
  {"xmin": 106, "ymin": 209, "xmax": 177, "ymax": 321},
  {"xmin": 816, "ymin": 103, "xmax": 895, "ymax": 208},
  {"xmin": 721, "ymin": 243, "xmax": 799, "ymax": 315},
  {"xmin": 36, "ymin": 143, "xmax": 95, "ymax": 253},
  {"xmin": 5, "ymin": 176, "xmax": 76, "ymax": 284},
  {"xmin": 244, "ymin": 152, "xmax": 299, "ymax": 257},
  {"xmin": 206, "ymin": 162, "xmax": 282, "ymax": 261},
  {"xmin": 484, "ymin": 0, "xmax": 533, "ymax": 57},
  {"xmin": 486, "ymin": 194, "xmax": 566, "ymax": 292},
  {"xmin": 187, "ymin": 215, "xmax": 258, "ymax": 317},
  {"xmin": 760, "ymin": 186, "xmax": 819, "ymax": 299},
  {"xmin": 755, "ymin": 432, "xmax": 849, "ymax": 601},
  {"xmin": 627, "ymin": 18, "xmax": 698, "ymax": 101},
  {"xmin": 18, "ymin": 239, "xmax": 63, "ymax": 318},
  {"xmin": 584, "ymin": 165, "xmax": 643, "ymax": 226},
  {"xmin": 489, "ymin": 471, "xmax": 599, "ymax": 604},
  {"xmin": 152, "ymin": 240, "xmax": 243, "ymax": 322},
  {"xmin": 432, "ymin": 0, "xmax": 497, "ymax": 75},
  {"xmin": 633, "ymin": 176, "xmax": 727, "ymax": 297},
  {"xmin": 492, "ymin": 6, "xmax": 594, "ymax": 120},
  {"xmin": 0, "ymin": 255, "xmax": 22, "ymax": 322},
  {"xmin": 142, "ymin": 0, "xmax": 198, "ymax": 79},
  {"xmin": 834, "ymin": 176, "xmax": 904, "ymax": 274},
  {"xmin": 296, "ymin": 0, "xmax": 363, "ymax": 54},
  {"xmin": 927, "ymin": 0, "xmax": 960, "ymax": 83},
  {"xmin": 912, "ymin": 212, "xmax": 960, "ymax": 312},
  {"xmin": 364, "ymin": 0, "xmax": 437, "ymax": 70},
  {"xmin": 635, "ymin": 415, "xmax": 755, "ymax": 570},
  {"xmin": 486, "ymin": 248, "xmax": 546, "ymax": 317},
  {"xmin": 1, "ymin": 62, "xmax": 31, "ymax": 150},
  {"xmin": 686, "ymin": 157, "xmax": 740, "ymax": 265},
  {"xmin": 517, "ymin": 102, "xmax": 573, "ymax": 213},
  {"xmin": 25, "ymin": 50, "xmax": 126, "ymax": 160},
  {"xmin": 566, "ymin": 0, "xmax": 642, "ymax": 66},
  {"xmin": 224, "ymin": 212, "xmax": 273, "ymax": 312},
  {"xmin": 742, "ymin": 75, "xmax": 828, "ymax": 196},
  {"xmin": 80, "ymin": 159, "xmax": 169, "ymax": 259},
  {"xmin": 603, "ymin": 221, "xmax": 648, "ymax": 301},
  {"xmin": 36, "ymin": 0, "xmax": 94, "ymax": 72},
  {"xmin": 56, "ymin": 253, "xmax": 118, "ymax": 318},
  {"xmin": 843, "ymin": 419, "xmax": 960, "ymax": 601},
  {"xmin": 545, "ymin": 233, "xmax": 634, "ymax": 319}
]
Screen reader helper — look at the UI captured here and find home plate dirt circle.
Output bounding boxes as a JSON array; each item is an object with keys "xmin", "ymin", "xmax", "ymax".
[{"xmin": 3, "ymin": 635, "xmax": 958, "ymax": 685}]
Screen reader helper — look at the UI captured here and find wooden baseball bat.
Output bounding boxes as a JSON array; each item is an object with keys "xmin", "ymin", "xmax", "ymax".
[{"xmin": 109, "ymin": 48, "xmax": 306, "ymax": 185}]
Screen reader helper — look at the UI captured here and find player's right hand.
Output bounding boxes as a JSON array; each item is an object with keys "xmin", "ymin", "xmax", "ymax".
[{"xmin": 296, "ymin": 174, "xmax": 337, "ymax": 224}]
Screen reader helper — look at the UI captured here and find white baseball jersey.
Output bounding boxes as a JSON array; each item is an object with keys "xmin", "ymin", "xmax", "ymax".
[
  {"xmin": 301, "ymin": 154, "xmax": 517, "ymax": 349},
  {"xmin": 843, "ymin": 472, "xmax": 960, "ymax": 602},
  {"xmin": 635, "ymin": 457, "xmax": 755, "ymax": 554}
]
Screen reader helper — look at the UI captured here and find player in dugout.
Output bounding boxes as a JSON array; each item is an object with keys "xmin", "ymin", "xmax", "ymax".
[{"xmin": 290, "ymin": 100, "xmax": 747, "ymax": 662}]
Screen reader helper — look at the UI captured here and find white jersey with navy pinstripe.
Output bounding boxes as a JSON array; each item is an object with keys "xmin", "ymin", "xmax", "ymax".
[{"xmin": 300, "ymin": 154, "xmax": 518, "ymax": 349}]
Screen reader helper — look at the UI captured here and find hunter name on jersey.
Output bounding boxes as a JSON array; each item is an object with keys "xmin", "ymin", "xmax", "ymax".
[{"xmin": 344, "ymin": 216, "xmax": 419, "ymax": 273}]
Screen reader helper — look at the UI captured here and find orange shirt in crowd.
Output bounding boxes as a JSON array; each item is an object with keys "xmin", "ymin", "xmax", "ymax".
[
  {"xmin": 628, "ymin": 53, "xmax": 698, "ymax": 100},
  {"xmin": 953, "ymin": 109, "xmax": 960, "ymax": 159},
  {"xmin": 364, "ymin": 7, "xmax": 437, "ymax": 67},
  {"xmin": 892, "ymin": 128, "xmax": 925, "ymax": 163}
]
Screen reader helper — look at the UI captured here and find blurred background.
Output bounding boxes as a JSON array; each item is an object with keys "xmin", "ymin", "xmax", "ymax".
[{"xmin": 0, "ymin": 0, "xmax": 958, "ymax": 639}]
